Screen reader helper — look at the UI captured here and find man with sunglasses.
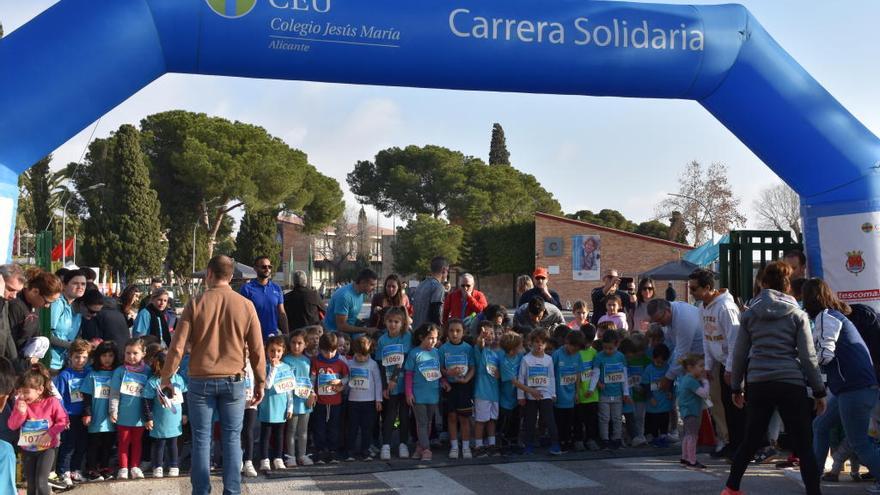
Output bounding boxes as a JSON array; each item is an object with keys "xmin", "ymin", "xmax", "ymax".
[
  {"xmin": 241, "ymin": 256, "xmax": 289, "ymax": 339},
  {"xmin": 518, "ymin": 268, "xmax": 562, "ymax": 309},
  {"xmin": 591, "ymin": 269, "xmax": 635, "ymax": 325},
  {"xmin": 441, "ymin": 273, "xmax": 488, "ymax": 326}
]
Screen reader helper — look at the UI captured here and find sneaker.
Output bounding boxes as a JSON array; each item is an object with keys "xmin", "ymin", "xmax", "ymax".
[
  {"xmin": 168, "ymin": 467, "xmax": 180, "ymax": 478},
  {"xmin": 573, "ymin": 441, "xmax": 586, "ymax": 452},
  {"xmin": 363, "ymin": 453, "xmax": 375, "ymax": 462},
  {"xmin": 631, "ymin": 436, "xmax": 648, "ymax": 447},
  {"xmin": 368, "ymin": 445, "xmax": 380, "ymax": 456},
  {"xmin": 867, "ymin": 481, "xmax": 880, "ymax": 494},
  {"xmin": 420, "ymin": 449, "xmax": 432, "ymax": 462},
  {"xmin": 298, "ymin": 456, "xmax": 314, "ymax": 466},
  {"xmin": 720, "ymin": 488, "xmax": 745, "ymax": 495},
  {"xmin": 242, "ymin": 461, "xmax": 258, "ymax": 477},
  {"xmin": 117, "ymin": 468, "xmax": 129, "ymax": 480},
  {"xmin": 48, "ymin": 478, "xmax": 68, "ymax": 491},
  {"xmin": 753, "ymin": 446, "xmax": 778, "ymax": 463},
  {"xmin": 273, "ymin": 458, "xmax": 286, "ymax": 470},
  {"xmin": 153, "ymin": 467, "xmax": 164, "ymax": 479},
  {"xmin": 586, "ymin": 440, "xmax": 601, "ymax": 451},
  {"xmin": 345, "ymin": 456, "xmax": 357, "ymax": 462},
  {"xmin": 490, "ymin": 445, "xmax": 502, "ymax": 457},
  {"xmin": 71, "ymin": 470, "xmax": 85, "ymax": 483},
  {"xmin": 448, "ymin": 447, "xmax": 459, "ymax": 459},
  {"xmin": 100, "ymin": 468, "xmax": 115, "ymax": 481},
  {"xmin": 686, "ymin": 461, "xmax": 707, "ymax": 470},
  {"xmin": 680, "ymin": 459, "xmax": 689, "ymax": 465},
  {"xmin": 328, "ymin": 453, "xmax": 340, "ymax": 464},
  {"xmin": 548, "ymin": 444, "xmax": 563, "ymax": 456},
  {"xmin": 260, "ymin": 459, "xmax": 271, "ymax": 471},
  {"xmin": 61, "ymin": 472, "xmax": 73, "ymax": 488},
  {"xmin": 130, "ymin": 467, "xmax": 145, "ymax": 479},
  {"xmin": 398, "ymin": 443, "xmax": 410, "ymax": 459},
  {"xmin": 285, "ymin": 457, "xmax": 298, "ymax": 468},
  {"xmin": 380, "ymin": 444, "xmax": 391, "ymax": 461},
  {"xmin": 462, "ymin": 447, "xmax": 473, "ymax": 460},
  {"xmin": 86, "ymin": 471, "xmax": 104, "ymax": 482},
  {"xmin": 821, "ymin": 472, "xmax": 839, "ymax": 482},
  {"xmin": 474, "ymin": 446, "xmax": 489, "ymax": 458}
]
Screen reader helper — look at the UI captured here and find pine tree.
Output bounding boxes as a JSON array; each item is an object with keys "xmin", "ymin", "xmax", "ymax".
[
  {"xmin": 108, "ymin": 125, "xmax": 164, "ymax": 278},
  {"xmin": 234, "ymin": 208, "xmax": 281, "ymax": 268},
  {"xmin": 25, "ymin": 156, "xmax": 53, "ymax": 232},
  {"xmin": 489, "ymin": 123, "xmax": 510, "ymax": 166}
]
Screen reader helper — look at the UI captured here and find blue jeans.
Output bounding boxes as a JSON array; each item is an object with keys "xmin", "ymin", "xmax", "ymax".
[
  {"xmin": 188, "ymin": 377, "xmax": 246, "ymax": 495},
  {"xmin": 312, "ymin": 403, "xmax": 342, "ymax": 454},
  {"xmin": 814, "ymin": 387, "xmax": 880, "ymax": 477}
]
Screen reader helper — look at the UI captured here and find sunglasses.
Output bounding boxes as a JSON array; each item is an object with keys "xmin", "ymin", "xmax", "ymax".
[
  {"xmin": 259, "ymin": 265, "xmax": 272, "ymax": 269},
  {"xmin": 642, "ymin": 287, "xmax": 655, "ymax": 291}
]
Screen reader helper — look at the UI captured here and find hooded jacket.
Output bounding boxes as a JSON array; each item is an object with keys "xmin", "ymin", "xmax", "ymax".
[
  {"xmin": 700, "ymin": 290, "xmax": 741, "ymax": 371},
  {"xmin": 730, "ymin": 289, "xmax": 825, "ymax": 398}
]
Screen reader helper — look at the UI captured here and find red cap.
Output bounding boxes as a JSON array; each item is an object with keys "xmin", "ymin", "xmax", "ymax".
[{"xmin": 533, "ymin": 267, "xmax": 549, "ymax": 278}]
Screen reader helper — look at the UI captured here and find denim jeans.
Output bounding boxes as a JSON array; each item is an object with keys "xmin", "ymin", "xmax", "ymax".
[
  {"xmin": 814, "ymin": 387, "xmax": 880, "ymax": 477},
  {"xmin": 188, "ymin": 376, "xmax": 246, "ymax": 495},
  {"xmin": 312, "ymin": 403, "xmax": 342, "ymax": 453}
]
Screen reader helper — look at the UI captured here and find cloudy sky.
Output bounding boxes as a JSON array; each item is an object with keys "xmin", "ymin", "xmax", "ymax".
[{"xmin": 2, "ymin": 0, "xmax": 878, "ymax": 232}]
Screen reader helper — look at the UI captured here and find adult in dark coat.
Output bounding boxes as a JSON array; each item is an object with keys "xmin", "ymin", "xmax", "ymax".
[{"xmin": 284, "ymin": 270, "xmax": 325, "ymax": 330}]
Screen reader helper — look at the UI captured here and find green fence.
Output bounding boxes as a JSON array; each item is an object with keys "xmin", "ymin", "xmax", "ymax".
[{"xmin": 719, "ymin": 230, "xmax": 802, "ymax": 303}]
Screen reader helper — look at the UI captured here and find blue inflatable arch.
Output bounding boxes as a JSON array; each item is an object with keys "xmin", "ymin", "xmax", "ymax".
[{"xmin": 1, "ymin": 0, "xmax": 879, "ymax": 300}]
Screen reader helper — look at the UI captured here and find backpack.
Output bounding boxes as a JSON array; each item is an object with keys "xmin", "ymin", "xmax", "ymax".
[{"xmin": 849, "ymin": 304, "xmax": 880, "ymax": 383}]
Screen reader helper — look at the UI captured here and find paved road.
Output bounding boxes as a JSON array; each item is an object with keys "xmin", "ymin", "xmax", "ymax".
[{"xmin": 62, "ymin": 453, "xmax": 869, "ymax": 495}]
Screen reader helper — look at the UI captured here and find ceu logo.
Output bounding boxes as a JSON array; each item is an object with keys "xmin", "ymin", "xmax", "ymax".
[
  {"xmin": 861, "ymin": 222, "xmax": 874, "ymax": 234},
  {"xmin": 206, "ymin": 0, "xmax": 257, "ymax": 19}
]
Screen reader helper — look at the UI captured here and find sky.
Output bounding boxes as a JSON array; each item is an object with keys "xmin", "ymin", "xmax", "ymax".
[{"xmin": 2, "ymin": 0, "xmax": 879, "ymax": 233}]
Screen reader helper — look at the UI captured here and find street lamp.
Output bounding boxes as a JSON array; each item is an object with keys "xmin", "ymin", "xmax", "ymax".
[
  {"xmin": 667, "ymin": 192, "xmax": 715, "ymax": 244},
  {"xmin": 63, "ymin": 182, "xmax": 105, "ymax": 265}
]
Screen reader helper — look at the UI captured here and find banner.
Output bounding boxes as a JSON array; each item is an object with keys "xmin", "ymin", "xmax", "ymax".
[
  {"xmin": 818, "ymin": 211, "xmax": 880, "ymax": 311},
  {"xmin": 572, "ymin": 235, "xmax": 600, "ymax": 281}
]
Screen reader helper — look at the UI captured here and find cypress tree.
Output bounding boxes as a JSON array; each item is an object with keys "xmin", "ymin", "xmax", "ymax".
[
  {"xmin": 234, "ymin": 208, "xmax": 281, "ymax": 268},
  {"xmin": 488, "ymin": 123, "xmax": 510, "ymax": 166}
]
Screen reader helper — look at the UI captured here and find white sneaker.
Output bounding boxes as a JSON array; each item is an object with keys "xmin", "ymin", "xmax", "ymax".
[
  {"xmin": 61, "ymin": 472, "xmax": 73, "ymax": 488},
  {"xmin": 71, "ymin": 471, "xmax": 85, "ymax": 482},
  {"xmin": 398, "ymin": 443, "xmax": 410, "ymax": 459},
  {"xmin": 117, "ymin": 468, "xmax": 129, "ymax": 480},
  {"xmin": 167, "ymin": 467, "xmax": 179, "ymax": 478},
  {"xmin": 462, "ymin": 448, "xmax": 472, "ymax": 459},
  {"xmin": 242, "ymin": 461, "xmax": 258, "ymax": 477},
  {"xmin": 130, "ymin": 467, "xmax": 145, "ymax": 479},
  {"xmin": 632, "ymin": 436, "xmax": 648, "ymax": 447},
  {"xmin": 152, "ymin": 467, "xmax": 164, "ymax": 479},
  {"xmin": 380, "ymin": 444, "xmax": 391, "ymax": 460},
  {"xmin": 285, "ymin": 456, "xmax": 298, "ymax": 468},
  {"xmin": 298, "ymin": 456, "xmax": 314, "ymax": 466},
  {"xmin": 259, "ymin": 459, "xmax": 271, "ymax": 472},
  {"xmin": 273, "ymin": 458, "xmax": 286, "ymax": 470},
  {"xmin": 448, "ymin": 447, "xmax": 459, "ymax": 459}
]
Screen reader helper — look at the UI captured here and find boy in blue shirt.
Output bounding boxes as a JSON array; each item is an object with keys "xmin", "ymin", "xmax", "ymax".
[
  {"xmin": 53, "ymin": 339, "xmax": 91, "ymax": 487},
  {"xmin": 642, "ymin": 344, "xmax": 674, "ymax": 447},
  {"xmin": 553, "ymin": 330, "xmax": 585, "ymax": 452},
  {"xmin": 472, "ymin": 321, "xmax": 503, "ymax": 457},
  {"xmin": 498, "ymin": 331, "xmax": 524, "ymax": 454},
  {"xmin": 621, "ymin": 334, "xmax": 651, "ymax": 447},
  {"xmin": 439, "ymin": 319, "xmax": 475, "ymax": 460},
  {"xmin": 589, "ymin": 330, "xmax": 631, "ymax": 449}
]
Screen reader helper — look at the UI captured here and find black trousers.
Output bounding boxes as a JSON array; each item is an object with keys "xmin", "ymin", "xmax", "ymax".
[
  {"xmin": 152, "ymin": 437, "xmax": 180, "ymax": 469},
  {"xmin": 498, "ymin": 406, "xmax": 520, "ymax": 447},
  {"xmin": 726, "ymin": 382, "xmax": 821, "ymax": 495},
  {"xmin": 645, "ymin": 412, "xmax": 670, "ymax": 438},
  {"xmin": 554, "ymin": 407, "xmax": 576, "ymax": 445},
  {"xmin": 260, "ymin": 422, "xmax": 285, "ymax": 460},
  {"xmin": 86, "ymin": 431, "xmax": 115, "ymax": 472},
  {"xmin": 720, "ymin": 364, "xmax": 745, "ymax": 450},
  {"xmin": 346, "ymin": 401, "xmax": 377, "ymax": 457},
  {"xmin": 523, "ymin": 399, "xmax": 558, "ymax": 447},
  {"xmin": 382, "ymin": 394, "xmax": 411, "ymax": 446},
  {"xmin": 241, "ymin": 409, "xmax": 257, "ymax": 462},
  {"xmin": 575, "ymin": 403, "xmax": 598, "ymax": 442}
]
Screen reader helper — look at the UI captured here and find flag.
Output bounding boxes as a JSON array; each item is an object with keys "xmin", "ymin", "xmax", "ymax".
[{"xmin": 50, "ymin": 238, "xmax": 74, "ymax": 262}]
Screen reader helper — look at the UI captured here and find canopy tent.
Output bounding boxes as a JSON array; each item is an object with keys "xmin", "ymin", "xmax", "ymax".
[
  {"xmin": 640, "ymin": 259, "xmax": 707, "ymax": 281},
  {"xmin": 192, "ymin": 261, "xmax": 257, "ymax": 280},
  {"xmin": 683, "ymin": 234, "xmax": 730, "ymax": 267}
]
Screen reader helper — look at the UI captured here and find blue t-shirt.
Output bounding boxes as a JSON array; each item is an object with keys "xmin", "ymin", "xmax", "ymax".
[
  {"xmin": 110, "ymin": 365, "xmax": 152, "ymax": 427},
  {"xmin": 0, "ymin": 441, "xmax": 14, "ymax": 495},
  {"xmin": 676, "ymin": 374, "xmax": 706, "ymax": 418},
  {"xmin": 323, "ymin": 283, "xmax": 365, "ymax": 332},
  {"xmin": 240, "ymin": 280, "xmax": 285, "ymax": 339},
  {"xmin": 53, "ymin": 367, "xmax": 89, "ymax": 416},
  {"xmin": 259, "ymin": 362, "xmax": 294, "ymax": 423},
  {"xmin": 552, "ymin": 348, "xmax": 582, "ymax": 409},
  {"xmin": 376, "ymin": 331, "xmax": 412, "ymax": 396},
  {"xmin": 282, "ymin": 355, "xmax": 313, "ymax": 415},
  {"xmin": 80, "ymin": 369, "xmax": 115, "ymax": 433},
  {"xmin": 594, "ymin": 351, "xmax": 627, "ymax": 399},
  {"xmin": 642, "ymin": 363, "xmax": 673, "ymax": 414},
  {"xmin": 49, "ymin": 297, "xmax": 81, "ymax": 370},
  {"xmin": 404, "ymin": 347, "xmax": 441, "ymax": 405},
  {"xmin": 143, "ymin": 374, "xmax": 187, "ymax": 439},
  {"xmin": 439, "ymin": 341, "xmax": 474, "ymax": 384},
  {"xmin": 473, "ymin": 346, "xmax": 502, "ymax": 402},
  {"xmin": 499, "ymin": 352, "xmax": 524, "ymax": 410}
]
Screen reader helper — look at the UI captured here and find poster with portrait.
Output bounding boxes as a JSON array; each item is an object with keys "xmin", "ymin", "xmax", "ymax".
[{"xmin": 572, "ymin": 235, "xmax": 601, "ymax": 281}]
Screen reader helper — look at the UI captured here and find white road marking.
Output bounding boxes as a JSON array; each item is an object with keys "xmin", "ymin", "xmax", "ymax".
[
  {"xmin": 374, "ymin": 468, "xmax": 475, "ymax": 495},
  {"xmin": 492, "ymin": 461, "xmax": 601, "ymax": 489}
]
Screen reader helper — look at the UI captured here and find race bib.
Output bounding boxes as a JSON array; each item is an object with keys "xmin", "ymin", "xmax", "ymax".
[
  {"xmin": 527, "ymin": 366, "xmax": 549, "ymax": 388},
  {"xmin": 121, "ymin": 371, "xmax": 147, "ymax": 397},
  {"xmin": 245, "ymin": 376, "xmax": 253, "ymax": 401},
  {"xmin": 93, "ymin": 376, "xmax": 111, "ymax": 399},
  {"xmin": 18, "ymin": 419, "xmax": 49, "ymax": 452},
  {"xmin": 650, "ymin": 381, "xmax": 660, "ymax": 392},
  {"xmin": 559, "ymin": 365, "xmax": 578, "ymax": 386},
  {"xmin": 294, "ymin": 377, "xmax": 313, "ymax": 399},
  {"xmin": 317, "ymin": 373, "xmax": 340, "ymax": 396},
  {"xmin": 69, "ymin": 377, "xmax": 83, "ymax": 403},
  {"xmin": 580, "ymin": 362, "xmax": 595, "ymax": 383},
  {"xmin": 349, "ymin": 367, "xmax": 370, "ymax": 390},
  {"xmin": 418, "ymin": 359, "xmax": 441, "ymax": 382},
  {"xmin": 604, "ymin": 363, "xmax": 625, "ymax": 384},
  {"xmin": 485, "ymin": 352, "xmax": 500, "ymax": 379},
  {"xmin": 382, "ymin": 344, "xmax": 405, "ymax": 367},
  {"xmin": 273, "ymin": 370, "xmax": 296, "ymax": 395},
  {"xmin": 445, "ymin": 353, "xmax": 468, "ymax": 378},
  {"xmin": 628, "ymin": 374, "xmax": 642, "ymax": 388}
]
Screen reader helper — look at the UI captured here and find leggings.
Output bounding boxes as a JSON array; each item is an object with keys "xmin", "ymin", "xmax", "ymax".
[
  {"xmin": 412, "ymin": 403, "xmax": 438, "ymax": 450},
  {"xmin": 241, "ymin": 409, "xmax": 257, "ymax": 463},
  {"xmin": 523, "ymin": 399, "xmax": 558, "ymax": 447},
  {"xmin": 117, "ymin": 425, "xmax": 145, "ymax": 469},
  {"xmin": 286, "ymin": 413, "xmax": 310, "ymax": 459},
  {"xmin": 260, "ymin": 422, "xmax": 285, "ymax": 460},
  {"xmin": 23, "ymin": 449, "xmax": 56, "ymax": 495},
  {"xmin": 382, "ymin": 394, "xmax": 411, "ymax": 446},
  {"xmin": 86, "ymin": 431, "xmax": 115, "ymax": 473},
  {"xmin": 681, "ymin": 415, "xmax": 700, "ymax": 464},
  {"xmin": 152, "ymin": 437, "xmax": 180, "ymax": 469}
]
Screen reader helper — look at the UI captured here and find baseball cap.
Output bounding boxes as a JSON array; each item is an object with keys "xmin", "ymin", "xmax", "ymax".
[{"xmin": 533, "ymin": 267, "xmax": 549, "ymax": 279}]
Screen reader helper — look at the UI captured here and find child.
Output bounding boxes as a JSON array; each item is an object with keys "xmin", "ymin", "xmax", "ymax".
[
  {"xmin": 498, "ymin": 332, "xmax": 524, "ymax": 454},
  {"xmin": 405, "ymin": 323, "xmax": 448, "ymax": 461},
  {"xmin": 589, "ymin": 330, "xmax": 631, "ymax": 449},
  {"xmin": 440, "ymin": 318, "xmax": 475, "ymax": 459},
  {"xmin": 576, "ymin": 324, "xmax": 600, "ymax": 451},
  {"xmin": 311, "ymin": 332, "xmax": 349, "ymax": 464},
  {"xmin": 517, "ymin": 329, "xmax": 562, "ymax": 455},
  {"xmin": 595, "ymin": 321, "xmax": 617, "ymax": 348},
  {"xmin": 283, "ymin": 330, "xmax": 317, "ymax": 468},
  {"xmin": 598, "ymin": 295, "xmax": 628, "ymax": 331},
  {"xmin": 642, "ymin": 344, "xmax": 674, "ymax": 447},
  {"xmin": 377, "ymin": 307, "xmax": 412, "ymax": 460},
  {"xmin": 304, "ymin": 325, "xmax": 323, "ymax": 358},
  {"xmin": 337, "ymin": 333, "xmax": 351, "ymax": 362},
  {"xmin": 8, "ymin": 363, "xmax": 69, "ymax": 495},
  {"xmin": 258, "ymin": 335, "xmax": 294, "ymax": 471},
  {"xmin": 143, "ymin": 351, "xmax": 187, "ymax": 478},
  {"xmin": 241, "ymin": 349, "xmax": 259, "ymax": 476},
  {"xmin": 568, "ymin": 300, "xmax": 590, "ymax": 329},
  {"xmin": 0, "ymin": 357, "xmax": 16, "ymax": 495},
  {"xmin": 80, "ymin": 341, "xmax": 119, "ymax": 481},
  {"xmin": 344, "ymin": 336, "xmax": 382, "ymax": 461},
  {"xmin": 645, "ymin": 324, "xmax": 666, "ymax": 359},
  {"xmin": 472, "ymin": 321, "xmax": 503, "ymax": 457},
  {"xmin": 53, "ymin": 338, "xmax": 90, "ymax": 486},
  {"xmin": 110, "ymin": 338, "xmax": 151, "ymax": 480},
  {"xmin": 621, "ymin": 334, "xmax": 650, "ymax": 447},
  {"xmin": 553, "ymin": 330, "xmax": 585, "ymax": 452},
  {"xmin": 677, "ymin": 354, "xmax": 709, "ymax": 469}
]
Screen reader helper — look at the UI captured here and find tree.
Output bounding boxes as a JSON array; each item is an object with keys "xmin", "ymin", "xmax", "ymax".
[
  {"xmin": 566, "ymin": 209, "xmax": 639, "ymax": 232},
  {"xmin": 463, "ymin": 221, "xmax": 534, "ymax": 276},
  {"xmin": 489, "ymin": 123, "xmax": 510, "ymax": 166},
  {"xmin": 23, "ymin": 156, "xmax": 53, "ymax": 232},
  {"xmin": 235, "ymin": 208, "xmax": 281, "ymax": 268},
  {"xmin": 655, "ymin": 161, "xmax": 746, "ymax": 245},
  {"xmin": 753, "ymin": 183, "xmax": 802, "ymax": 235},
  {"xmin": 292, "ymin": 169, "xmax": 345, "ymax": 235},
  {"xmin": 393, "ymin": 214, "xmax": 463, "ymax": 277},
  {"xmin": 347, "ymin": 145, "xmax": 472, "ymax": 219},
  {"xmin": 450, "ymin": 163, "xmax": 562, "ymax": 226},
  {"xmin": 635, "ymin": 220, "xmax": 670, "ymax": 239},
  {"xmin": 667, "ymin": 211, "xmax": 690, "ymax": 244},
  {"xmin": 356, "ymin": 206, "xmax": 370, "ymax": 261}
]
